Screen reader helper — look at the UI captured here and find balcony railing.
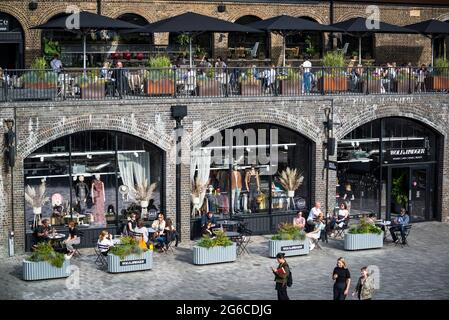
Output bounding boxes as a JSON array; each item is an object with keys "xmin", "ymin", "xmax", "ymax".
[{"xmin": 0, "ymin": 66, "xmax": 447, "ymax": 102}]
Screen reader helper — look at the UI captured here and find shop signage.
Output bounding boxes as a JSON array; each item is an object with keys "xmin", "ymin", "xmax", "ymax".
[
  {"xmin": 119, "ymin": 259, "xmax": 146, "ymax": 266},
  {"xmin": 385, "ymin": 148, "xmax": 428, "ymax": 162},
  {"xmin": 325, "ymin": 160, "xmax": 338, "ymax": 171},
  {"xmin": 0, "ymin": 17, "xmax": 9, "ymax": 32},
  {"xmin": 281, "ymin": 244, "xmax": 304, "ymax": 251}
]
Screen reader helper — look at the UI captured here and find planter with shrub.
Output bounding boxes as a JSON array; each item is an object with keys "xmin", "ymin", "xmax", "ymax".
[
  {"xmin": 344, "ymin": 219, "xmax": 383, "ymax": 251},
  {"xmin": 144, "ymin": 56, "xmax": 175, "ymax": 96},
  {"xmin": 269, "ymin": 223, "xmax": 309, "ymax": 257},
  {"xmin": 317, "ymin": 51, "xmax": 348, "ymax": 93},
  {"xmin": 22, "ymin": 57, "xmax": 58, "ymax": 90},
  {"xmin": 426, "ymin": 58, "xmax": 449, "ymax": 91},
  {"xmin": 278, "ymin": 69, "xmax": 301, "ymax": 96},
  {"xmin": 23, "ymin": 242, "xmax": 70, "ymax": 281},
  {"xmin": 192, "ymin": 230, "xmax": 237, "ymax": 265},
  {"xmin": 107, "ymin": 236, "xmax": 153, "ymax": 273}
]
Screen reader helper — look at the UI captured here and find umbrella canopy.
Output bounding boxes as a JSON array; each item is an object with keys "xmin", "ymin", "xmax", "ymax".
[
  {"xmin": 330, "ymin": 17, "xmax": 417, "ymax": 65},
  {"xmin": 32, "ymin": 11, "xmax": 140, "ymax": 69},
  {"xmin": 247, "ymin": 15, "xmax": 343, "ymax": 66},
  {"xmin": 404, "ymin": 19, "xmax": 449, "ymax": 66},
  {"xmin": 128, "ymin": 12, "xmax": 261, "ymax": 67}
]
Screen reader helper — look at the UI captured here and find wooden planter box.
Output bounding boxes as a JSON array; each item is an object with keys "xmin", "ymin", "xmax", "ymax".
[
  {"xmin": 23, "ymin": 82, "xmax": 57, "ymax": 90},
  {"xmin": 23, "ymin": 259, "xmax": 70, "ymax": 281},
  {"xmin": 426, "ymin": 76, "xmax": 449, "ymax": 91},
  {"xmin": 80, "ymin": 83, "xmax": 106, "ymax": 99},
  {"xmin": 279, "ymin": 80, "xmax": 301, "ymax": 96},
  {"xmin": 107, "ymin": 250, "xmax": 153, "ymax": 273},
  {"xmin": 344, "ymin": 233, "xmax": 384, "ymax": 251},
  {"xmin": 240, "ymin": 82, "xmax": 262, "ymax": 96},
  {"xmin": 268, "ymin": 239, "xmax": 309, "ymax": 258},
  {"xmin": 318, "ymin": 76, "xmax": 348, "ymax": 93},
  {"xmin": 198, "ymin": 80, "xmax": 220, "ymax": 96},
  {"xmin": 192, "ymin": 243, "xmax": 237, "ymax": 265},
  {"xmin": 144, "ymin": 79, "xmax": 174, "ymax": 96}
]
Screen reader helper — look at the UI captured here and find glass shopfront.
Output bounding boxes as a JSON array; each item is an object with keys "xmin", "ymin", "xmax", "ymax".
[
  {"xmin": 337, "ymin": 117, "xmax": 440, "ymax": 222},
  {"xmin": 24, "ymin": 131, "xmax": 163, "ymax": 232},
  {"xmin": 191, "ymin": 123, "xmax": 312, "ymax": 218}
]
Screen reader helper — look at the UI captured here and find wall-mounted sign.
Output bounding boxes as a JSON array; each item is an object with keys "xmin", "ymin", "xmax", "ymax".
[
  {"xmin": 325, "ymin": 160, "xmax": 338, "ymax": 171},
  {"xmin": 0, "ymin": 17, "xmax": 10, "ymax": 32},
  {"xmin": 384, "ymin": 148, "xmax": 429, "ymax": 163}
]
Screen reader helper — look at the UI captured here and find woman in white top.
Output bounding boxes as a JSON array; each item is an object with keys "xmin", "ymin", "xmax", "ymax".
[
  {"xmin": 97, "ymin": 230, "xmax": 114, "ymax": 255},
  {"xmin": 330, "ymin": 202, "xmax": 349, "ymax": 234},
  {"xmin": 151, "ymin": 213, "xmax": 166, "ymax": 240},
  {"xmin": 134, "ymin": 219, "xmax": 149, "ymax": 243},
  {"xmin": 306, "ymin": 213, "xmax": 325, "ymax": 250}
]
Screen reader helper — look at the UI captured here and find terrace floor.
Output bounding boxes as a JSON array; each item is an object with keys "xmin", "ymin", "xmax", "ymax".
[{"xmin": 1, "ymin": 221, "xmax": 448, "ymax": 300}]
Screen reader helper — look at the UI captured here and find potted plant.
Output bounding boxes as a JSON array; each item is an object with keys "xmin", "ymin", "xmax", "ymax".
[
  {"xmin": 23, "ymin": 242, "xmax": 70, "ymax": 280},
  {"xmin": 344, "ymin": 218, "xmax": 383, "ymax": 251},
  {"xmin": 269, "ymin": 223, "xmax": 309, "ymax": 257},
  {"xmin": 240, "ymin": 69, "xmax": 261, "ymax": 96},
  {"xmin": 278, "ymin": 167, "xmax": 304, "ymax": 199},
  {"xmin": 25, "ymin": 181, "xmax": 50, "ymax": 228},
  {"xmin": 21, "ymin": 57, "xmax": 58, "ymax": 90},
  {"xmin": 197, "ymin": 68, "xmax": 220, "ymax": 96},
  {"xmin": 391, "ymin": 173, "xmax": 408, "ymax": 214},
  {"xmin": 317, "ymin": 51, "xmax": 348, "ymax": 93},
  {"xmin": 192, "ymin": 230, "xmax": 237, "ymax": 265},
  {"xmin": 426, "ymin": 58, "xmax": 449, "ymax": 91},
  {"xmin": 393, "ymin": 69, "xmax": 415, "ymax": 94},
  {"xmin": 278, "ymin": 68, "xmax": 301, "ymax": 95},
  {"xmin": 362, "ymin": 68, "xmax": 383, "ymax": 94},
  {"xmin": 107, "ymin": 236, "xmax": 153, "ymax": 273},
  {"xmin": 134, "ymin": 179, "xmax": 157, "ymax": 211},
  {"xmin": 144, "ymin": 55, "xmax": 175, "ymax": 96},
  {"xmin": 78, "ymin": 70, "xmax": 106, "ymax": 99},
  {"xmin": 304, "ymin": 35, "xmax": 318, "ymax": 59}
]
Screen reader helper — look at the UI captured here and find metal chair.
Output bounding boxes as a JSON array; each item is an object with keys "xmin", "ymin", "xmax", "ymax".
[
  {"xmin": 393, "ymin": 225, "xmax": 412, "ymax": 247},
  {"xmin": 94, "ymin": 243, "xmax": 110, "ymax": 268},
  {"xmin": 236, "ymin": 225, "xmax": 252, "ymax": 256},
  {"xmin": 337, "ymin": 43, "xmax": 349, "ymax": 56},
  {"xmin": 250, "ymin": 42, "xmax": 260, "ymax": 58},
  {"xmin": 334, "ymin": 217, "xmax": 350, "ymax": 239},
  {"xmin": 72, "ymin": 230, "xmax": 84, "ymax": 257}
]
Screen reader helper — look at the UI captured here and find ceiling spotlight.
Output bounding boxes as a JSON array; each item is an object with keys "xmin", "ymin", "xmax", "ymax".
[
  {"xmin": 246, "ymin": 147, "xmax": 251, "ymax": 152},
  {"xmin": 40, "ymin": 156, "xmax": 44, "ymax": 162},
  {"xmin": 87, "ymin": 154, "xmax": 92, "ymax": 159},
  {"xmin": 351, "ymin": 142, "xmax": 355, "ymax": 147},
  {"xmin": 284, "ymin": 145, "xmax": 288, "ymax": 150},
  {"xmin": 134, "ymin": 152, "xmax": 139, "ymax": 158}
]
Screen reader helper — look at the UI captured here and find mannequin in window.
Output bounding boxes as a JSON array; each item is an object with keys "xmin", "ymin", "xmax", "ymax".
[
  {"xmin": 343, "ymin": 183, "xmax": 355, "ymax": 213},
  {"xmin": 51, "ymin": 193, "xmax": 64, "ymax": 225},
  {"xmin": 231, "ymin": 165, "xmax": 242, "ymax": 213},
  {"xmin": 75, "ymin": 175, "xmax": 89, "ymax": 215},
  {"xmin": 245, "ymin": 165, "xmax": 260, "ymax": 213},
  {"xmin": 92, "ymin": 173, "xmax": 106, "ymax": 226}
]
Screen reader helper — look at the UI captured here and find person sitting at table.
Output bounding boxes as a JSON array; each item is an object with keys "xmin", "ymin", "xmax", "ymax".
[
  {"xmin": 306, "ymin": 213, "xmax": 325, "ymax": 250},
  {"xmin": 306, "ymin": 201, "xmax": 323, "ymax": 232},
  {"xmin": 32, "ymin": 219, "xmax": 51, "ymax": 247},
  {"xmin": 151, "ymin": 213, "xmax": 166, "ymax": 241},
  {"xmin": 124, "ymin": 213, "xmax": 138, "ymax": 235},
  {"xmin": 293, "ymin": 211, "xmax": 306, "ymax": 229},
  {"xmin": 97, "ymin": 230, "xmax": 114, "ymax": 256},
  {"xmin": 63, "ymin": 221, "xmax": 80, "ymax": 255},
  {"xmin": 182, "ymin": 67, "xmax": 197, "ymax": 95},
  {"xmin": 389, "ymin": 207, "xmax": 410, "ymax": 245},
  {"xmin": 155, "ymin": 218, "xmax": 178, "ymax": 252},
  {"xmin": 366, "ymin": 213, "xmax": 377, "ymax": 225},
  {"xmin": 133, "ymin": 219, "xmax": 149, "ymax": 244},
  {"xmin": 201, "ymin": 211, "xmax": 217, "ymax": 238},
  {"xmin": 112, "ymin": 61, "xmax": 129, "ymax": 97},
  {"xmin": 329, "ymin": 202, "xmax": 349, "ymax": 236}
]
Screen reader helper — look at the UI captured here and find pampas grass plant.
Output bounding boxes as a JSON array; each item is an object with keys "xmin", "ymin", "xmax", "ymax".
[
  {"xmin": 134, "ymin": 179, "xmax": 157, "ymax": 202},
  {"xmin": 278, "ymin": 167, "xmax": 304, "ymax": 192},
  {"xmin": 25, "ymin": 181, "xmax": 49, "ymax": 208}
]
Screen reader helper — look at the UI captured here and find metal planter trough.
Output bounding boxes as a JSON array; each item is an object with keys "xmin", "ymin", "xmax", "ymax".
[
  {"xmin": 23, "ymin": 259, "xmax": 71, "ymax": 281},
  {"xmin": 107, "ymin": 250, "xmax": 153, "ymax": 273},
  {"xmin": 344, "ymin": 233, "xmax": 384, "ymax": 251},
  {"xmin": 192, "ymin": 243, "xmax": 237, "ymax": 265},
  {"xmin": 268, "ymin": 239, "xmax": 310, "ymax": 258}
]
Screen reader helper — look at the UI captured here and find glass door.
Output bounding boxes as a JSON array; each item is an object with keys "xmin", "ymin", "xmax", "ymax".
[{"xmin": 409, "ymin": 167, "xmax": 430, "ymax": 222}]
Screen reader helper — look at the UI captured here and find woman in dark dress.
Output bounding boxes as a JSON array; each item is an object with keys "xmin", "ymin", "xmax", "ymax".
[{"xmin": 332, "ymin": 257, "xmax": 351, "ymax": 300}]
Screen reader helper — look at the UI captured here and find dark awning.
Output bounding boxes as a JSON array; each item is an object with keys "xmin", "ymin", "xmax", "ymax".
[
  {"xmin": 330, "ymin": 17, "xmax": 417, "ymax": 35},
  {"xmin": 404, "ymin": 19, "xmax": 449, "ymax": 35},
  {"xmin": 246, "ymin": 15, "xmax": 343, "ymax": 33}
]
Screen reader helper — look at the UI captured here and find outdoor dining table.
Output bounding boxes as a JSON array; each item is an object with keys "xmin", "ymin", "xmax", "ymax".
[
  {"xmin": 217, "ymin": 220, "xmax": 240, "ymax": 232},
  {"xmin": 47, "ymin": 233, "xmax": 66, "ymax": 240},
  {"xmin": 375, "ymin": 220, "xmax": 392, "ymax": 240},
  {"xmin": 225, "ymin": 231, "xmax": 241, "ymax": 240}
]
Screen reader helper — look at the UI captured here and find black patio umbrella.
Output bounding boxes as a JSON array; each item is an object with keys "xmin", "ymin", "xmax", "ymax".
[
  {"xmin": 31, "ymin": 11, "xmax": 140, "ymax": 70},
  {"xmin": 247, "ymin": 15, "xmax": 343, "ymax": 66},
  {"xmin": 127, "ymin": 12, "xmax": 261, "ymax": 67},
  {"xmin": 330, "ymin": 17, "xmax": 417, "ymax": 65},
  {"xmin": 404, "ymin": 19, "xmax": 449, "ymax": 66}
]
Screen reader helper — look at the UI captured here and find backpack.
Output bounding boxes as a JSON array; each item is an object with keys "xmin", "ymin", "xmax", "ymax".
[{"xmin": 287, "ymin": 269, "xmax": 293, "ymax": 287}]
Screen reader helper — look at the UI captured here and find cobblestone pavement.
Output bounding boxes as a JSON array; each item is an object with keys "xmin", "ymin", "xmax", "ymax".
[{"xmin": 1, "ymin": 222, "xmax": 449, "ymax": 300}]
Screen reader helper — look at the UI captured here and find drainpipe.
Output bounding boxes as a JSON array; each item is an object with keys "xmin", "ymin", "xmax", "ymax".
[
  {"xmin": 97, "ymin": 0, "xmax": 102, "ymax": 15},
  {"xmin": 329, "ymin": 0, "xmax": 335, "ymax": 50}
]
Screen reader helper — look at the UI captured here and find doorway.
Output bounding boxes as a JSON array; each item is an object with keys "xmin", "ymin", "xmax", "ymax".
[
  {"xmin": 0, "ymin": 43, "xmax": 21, "ymax": 69},
  {"xmin": 388, "ymin": 165, "xmax": 432, "ymax": 222}
]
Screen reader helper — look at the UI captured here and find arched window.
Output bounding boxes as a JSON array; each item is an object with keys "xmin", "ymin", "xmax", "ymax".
[
  {"xmin": 0, "ymin": 12, "xmax": 24, "ymax": 68},
  {"xmin": 285, "ymin": 16, "xmax": 324, "ymax": 60},
  {"xmin": 228, "ymin": 16, "xmax": 268, "ymax": 60}
]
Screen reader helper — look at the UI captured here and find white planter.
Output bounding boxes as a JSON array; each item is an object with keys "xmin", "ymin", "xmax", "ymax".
[
  {"xmin": 344, "ymin": 232, "xmax": 384, "ymax": 251},
  {"xmin": 192, "ymin": 197, "xmax": 200, "ymax": 205},
  {"xmin": 107, "ymin": 250, "xmax": 153, "ymax": 273},
  {"xmin": 23, "ymin": 259, "xmax": 70, "ymax": 281},
  {"xmin": 288, "ymin": 191, "xmax": 295, "ymax": 197},
  {"xmin": 33, "ymin": 207, "xmax": 42, "ymax": 215},
  {"xmin": 192, "ymin": 243, "xmax": 237, "ymax": 265},
  {"xmin": 140, "ymin": 201, "xmax": 149, "ymax": 208},
  {"xmin": 268, "ymin": 239, "xmax": 309, "ymax": 257}
]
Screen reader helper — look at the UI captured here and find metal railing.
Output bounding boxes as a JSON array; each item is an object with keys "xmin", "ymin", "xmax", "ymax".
[{"xmin": 0, "ymin": 66, "xmax": 447, "ymax": 102}]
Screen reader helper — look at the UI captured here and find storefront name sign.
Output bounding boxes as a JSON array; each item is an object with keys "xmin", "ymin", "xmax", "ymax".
[
  {"xmin": 386, "ymin": 148, "xmax": 427, "ymax": 162},
  {"xmin": 120, "ymin": 259, "xmax": 146, "ymax": 266},
  {"xmin": 281, "ymin": 244, "xmax": 304, "ymax": 251},
  {"xmin": 0, "ymin": 18, "xmax": 9, "ymax": 32}
]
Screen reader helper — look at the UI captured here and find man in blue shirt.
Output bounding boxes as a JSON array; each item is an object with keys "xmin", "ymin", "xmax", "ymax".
[
  {"xmin": 201, "ymin": 211, "xmax": 217, "ymax": 237},
  {"xmin": 389, "ymin": 207, "xmax": 410, "ymax": 244}
]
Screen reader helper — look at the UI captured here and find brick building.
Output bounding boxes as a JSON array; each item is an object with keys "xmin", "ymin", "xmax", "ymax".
[{"xmin": 0, "ymin": 1, "xmax": 448, "ymax": 256}]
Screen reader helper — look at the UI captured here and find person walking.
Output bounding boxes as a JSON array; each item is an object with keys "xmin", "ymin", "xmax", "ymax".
[
  {"xmin": 271, "ymin": 252, "xmax": 290, "ymax": 300},
  {"xmin": 332, "ymin": 257, "xmax": 351, "ymax": 300},
  {"xmin": 353, "ymin": 266, "xmax": 375, "ymax": 300}
]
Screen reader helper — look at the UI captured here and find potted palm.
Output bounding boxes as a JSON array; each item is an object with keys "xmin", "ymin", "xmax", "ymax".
[
  {"xmin": 344, "ymin": 218, "xmax": 383, "ymax": 251},
  {"xmin": 25, "ymin": 181, "xmax": 50, "ymax": 228},
  {"xmin": 23, "ymin": 242, "xmax": 70, "ymax": 280},
  {"xmin": 108, "ymin": 236, "xmax": 153, "ymax": 273},
  {"xmin": 144, "ymin": 55, "xmax": 175, "ymax": 96},
  {"xmin": 391, "ymin": 174, "xmax": 408, "ymax": 214},
  {"xmin": 426, "ymin": 58, "xmax": 449, "ymax": 91},
  {"xmin": 192, "ymin": 230, "xmax": 237, "ymax": 265},
  {"xmin": 21, "ymin": 57, "xmax": 58, "ymax": 90},
  {"xmin": 318, "ymin": 51, "xmax": 348, "ymax": 93},
  {"xmin": 269, "ymin": 223, "xmax": 309, "ymax": 257},
  {"xmin": 134, "ymin": 179, "xmax": 157, "ymax": 212}
]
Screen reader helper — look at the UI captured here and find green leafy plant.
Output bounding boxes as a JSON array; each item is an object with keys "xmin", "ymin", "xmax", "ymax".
[
  {"xmin": 434, "ymin": 58, "xmax": 449, "ymax": 75},
  {"xmin": 22, "ymin": 57, "xmax": 58, "ymax": 86},
  {"xmin": 271, "ymin": 223, "xmax": 306, "ymax": 240},
  {"xmin": 197, "ymin": 230, "xmax": 233, "ymax": 248},
  {"xmin": 304, "ymin": 35, "xmax": 317, "ymax": 58},
  {"xmin": 77, "ymin": 70, "xmax": 107, "ymax": 88},
  {"xmin": 391, "ymin": 173, "xmax": 408, "ymax": 206},
  {"xmin": 28, "ymin": 242, "xmax": 65, "ymax": 268},
  {"xmin": 176, "ymin": 34, "xmax": 191, "ymax": 50},
  {"xmin": 43, "ymin": 38, "xmax": 61, "ymax": 60},
  {"xmin": 320, "ymin": 51, "xmax": 346, "ymax": 78},
  {"xmin": 144, "ymin": 55, "xmax": 173, "ymax": 80},
  {"xmin": 348, "ymin": 218, "xmax": 382, "ymax": 235},
  {"xmin": 109, "ymin": 236, "xmax": 147, "ymax": 260}
]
